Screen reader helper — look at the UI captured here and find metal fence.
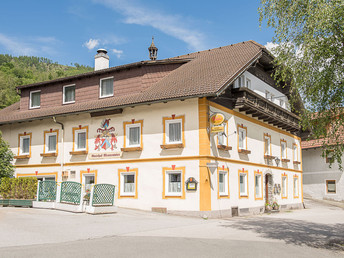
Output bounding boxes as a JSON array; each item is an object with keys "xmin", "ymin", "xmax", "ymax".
[
  {"xmin": 92, "ymin": 184, "xmax": 115, "ymax": 206},
  {"xmin": 38, "ymin": 180, "xmax": 57, "ymax": 202},
  {"xmin": 60, "ymin": 181, "xmax": 82, "ymax": 204}
]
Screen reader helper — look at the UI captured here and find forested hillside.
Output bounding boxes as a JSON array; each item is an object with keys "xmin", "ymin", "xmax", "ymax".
[{"xmin": 0, "ymin": 55, "xmax": 93, "ymax": 109}]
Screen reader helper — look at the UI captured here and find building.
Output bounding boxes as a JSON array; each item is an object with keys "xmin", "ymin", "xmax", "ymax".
[
  {"xmin": 0, "ymin": 40, "xmax": 303, "ymax": 217},
  {"xmin": 302, "ymin": 138, "xmax": 344, "ymax": 202}
]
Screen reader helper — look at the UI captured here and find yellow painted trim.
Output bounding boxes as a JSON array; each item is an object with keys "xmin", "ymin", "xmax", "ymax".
[
  {"xmin": 198, "ymin": 97, "xmax": 211, "ymax": 211},
  {"xmin": 15, "ymin": 155, "xmax": 303, "ymax": 173},
  {"xmin": 237, "ymin": 124, "xmax": 248, "ymax": 151},
  {"xmin": 17, "ymin": 172, "xmax": 58, "ymax": 180},
  {"xmin": 280, "ymin": 139, "xmax": 287, "ymax": 160},
  {"xmin": 209, "ymin": 101, "xmax": 301, "ymax": 141},
  {"xmin": 292, "ymin": 143, "xmax": 298, "ymax": 162},
  {"xmin": 263, "ymin": 133, "xmax": 272, "ymax": 156},
  {"xmin": 43, "ymin": 129, "xmax": 59, "ymax": 155},
  {"xmin": 80, "ymin": 169, "xmax": 97, "ymax": 185},
  {"xmin": 17, "ymin": 132, "xmax": 32, "ymax": 157},
  {"xmin": 217, "ymin": 167, "xmax": 230, "ymax": 199},
  {"xmin": 254, "ymin": 170, "xmax": 263, "ymax": 200},
  {"xmin": 293, "ymin": 174, "xmax": 299, "ymax": 199},
  {"xmin": 72, "ymin": 125, "xmax": 89, "ymax": 152},
  {"xmin": 118, "ymin": 168, "xmax": 138, "ymax": 199},
  {"xmin": 238, "ymin": 169, "xmax": 249, "ymax": 199},
  {"xmin": 123, "ymin": 120, "xmax": 143, "ymax": 149},
  {"xmin": 162, "ymin": 166, "xmax": 185, "ymax": 199},
  {"xmin": 281, "ymin": 173, "xmax": 288, "ymax": 199},
  {"xmin": 162, "ymin": 115, "xmax": 185, "ymax": 146}
]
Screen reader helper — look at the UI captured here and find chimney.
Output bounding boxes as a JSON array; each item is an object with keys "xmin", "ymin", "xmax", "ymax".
[{"xmin": 94, "ymin": 49, "xmax": 109, "ymax": 71}]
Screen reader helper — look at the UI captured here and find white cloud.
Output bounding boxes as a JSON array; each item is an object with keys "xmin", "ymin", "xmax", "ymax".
[
  {"xmin": 84, "ymin": 38, "xmax": 100, "ymax": 50},
  {"xmin": 92, "ymin": 0, "xmax": 207, "ymax": 51},
  {"xmin": 112, "ymin": 48, "xmax": 123, "ymax": 58},
  {"xmin": 0, "ymin": 33, "xmax": 37, "ymax": 56},
  {"xmin": 265, "ymin": 42, "xmax": 279, "ymax": 55}
]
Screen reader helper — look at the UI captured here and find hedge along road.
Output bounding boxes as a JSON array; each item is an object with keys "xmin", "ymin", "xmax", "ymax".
[{"xmin": 0, "ymin": 199, "xmax": 343, "ymax": 258}]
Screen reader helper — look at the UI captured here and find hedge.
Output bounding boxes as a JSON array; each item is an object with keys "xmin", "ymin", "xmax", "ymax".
[{"xmin": 0, "ymin": 177, "xmax": 38, "ymax": 199}]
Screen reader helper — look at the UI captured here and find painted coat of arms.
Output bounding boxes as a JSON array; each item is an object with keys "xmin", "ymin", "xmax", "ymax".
[{"xmin": 94, "ymin": 119, "xmax": 118, "ymax": 151}]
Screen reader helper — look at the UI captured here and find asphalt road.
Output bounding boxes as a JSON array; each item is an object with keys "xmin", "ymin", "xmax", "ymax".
[{"xmin": 0, "ymin": 199, "xmax": 343, "ymax": 258}]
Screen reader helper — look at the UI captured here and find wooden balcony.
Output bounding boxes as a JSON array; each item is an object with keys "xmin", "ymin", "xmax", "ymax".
[{"xmin": 230, "ymin": 88, "xmax": 300, "ymax": 132}]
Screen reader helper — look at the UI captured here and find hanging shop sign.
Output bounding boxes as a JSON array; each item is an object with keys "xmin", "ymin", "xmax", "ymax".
[
  {"xmin": 210, "ymin": 125, "xmax": 224, "ymax": 133},
  {"xmin": 186, "ymin": 177, "xmax": 198, "ymax": 191},
  {"xmin": 210, "ymin": 113, "xmax": 225, "ymax": 126}
]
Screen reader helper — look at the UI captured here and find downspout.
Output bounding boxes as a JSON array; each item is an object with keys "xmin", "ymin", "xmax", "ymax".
[{"xmin": 53, "ymin": 116, "xmax": 64, "ymax": 180}]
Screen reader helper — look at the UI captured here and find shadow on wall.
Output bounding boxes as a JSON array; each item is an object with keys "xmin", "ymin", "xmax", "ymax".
[{"xmin": 221, "ymin": 217, "xmax": 344, "ymax": 251}]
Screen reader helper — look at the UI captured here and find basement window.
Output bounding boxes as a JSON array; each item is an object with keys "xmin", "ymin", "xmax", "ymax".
[{"xmin": 326, "ymin": 180, "xmax": 336, "ymax": 194}]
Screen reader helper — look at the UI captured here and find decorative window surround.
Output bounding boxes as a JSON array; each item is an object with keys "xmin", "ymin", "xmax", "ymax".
[
  {"xmin": 264, "ymin": 133, "xmax": 273, "ymax": 159},
  {"xmin": 218, "ymin": 167, "xmax": 229, "ymax": 199},
  {"xmin": 293, "ymin": 174, "xmax": 299, "ymax": 198},
  {"xmin": 238, "ymin": 169, "xmax": 249, "ymax": 198},
  {"xmin": 80, "ymin": 169, "xmax": 97, "ymax": 191},
  {"xmin": 293, "ymin": 143, "xmax": 301, "ymax": 165},
  {"xmin": 118, "ymin": 168, "xmax": 138, "ymax": 198},
  {"xmin": 281, "ymin": 173, "xmax": 288, "ymax": 199},
  {"xmin": 217, "ymin": 121, "xmax": 232, "ymax": 151},
  {"xmin": 161, "ymin": 115, "xmax": 185, "ymax": 149},
  {"xmin": 237, "ymin": 124, "xmax": 250, "ymax": 154},
  {"xmin": 280, "ymin": 139, "xmax": 290, "ymax": 162},
  {"xmin": 41, "ymin": 129, "xmax": 58, "ymax": 157},
  {"xmin": 121, "ymin": 120, "xmax": 143, "ymax": 152},
  {"xmin": 15, "ymin": 132, "xmax": 32, "ymax": 159},
  {"xmin": 70, "ymin": 125, "xmax": 89, "ymax": 155},
  {"xmin": 162, "ymin": 166, "xmax": 185, "ymax": 199},
  {"xmin": 254, "ymin": 170, "xmax": 263, "ymax": 200}
]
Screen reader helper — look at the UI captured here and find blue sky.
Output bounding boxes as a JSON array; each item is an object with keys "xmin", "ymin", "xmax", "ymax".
[{"xmin": 0, "ymin": 0, "xmax": 275, "ymax": 67}]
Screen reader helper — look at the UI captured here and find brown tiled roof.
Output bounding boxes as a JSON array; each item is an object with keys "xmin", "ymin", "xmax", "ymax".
[
  {"xmin": 0, "ymin": 40, "xmax": 266, "ymax": 124},
  {"xmin": 301, "ymin": 139, "xmax": 324, "ymax": 149}
]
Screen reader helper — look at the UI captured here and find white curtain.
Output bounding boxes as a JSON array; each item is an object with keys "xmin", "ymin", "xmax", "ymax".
[
  {"xmin": 239, "ymin": 129, "xmax": 245, "ymax": 149},
  {"xmin": 48, "ymin": 135, "xmax": 56, "ymax": 152},
  {"xmin": 31, "ymin": 92, "xmax": 40, "ymax": 107},
  {"xmin": 22, "ymin": 138, "xmax": 30, "ymax": 154},
  {"xmin": 169, "ymin": 123, "xmax": 181, "ymax": 142},
  {"xmin": 168, "ymin": 173, "xmax": 181, "ymax": 192},
  {"xmin": 282, "ymin": 143, "xmax": 286, "ymax": 158},
  {"xmin": 282, "ymin": 178, "xmax": 286, "ymax": 196},
  {"xmin": 129, "ymin": 127, "xmax": 140, "ymax": 146},
  {"xmin": 77, "ymin": 132, "xmax": 86, "ymax": 149},
  {"xmin": 65, "ymin": 86, "xmax": 75, "ymax": 102},
  {"xmin": 255, "ymin": 175, "xmax": 260, "ymax": 197},
  {"xmin": 124, "ymin": 183, "xmax": 135, "ymax": 193},
  {"xmin": 240, "ymin": 175, "xmax": 245, "ymax": 194},
  {"xmin": 101, "ymin": 78, "xmax": 113, "ymax": 96},
  {"xmin": 219, "ymin": 173, "xmax": 225, "ymax": 193}
]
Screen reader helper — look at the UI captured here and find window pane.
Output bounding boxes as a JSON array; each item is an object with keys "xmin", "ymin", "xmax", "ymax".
[
  {"xmin": 168, "ymin": 173, "xmax": 181, "ymax": 192},
  {"xmin": 294, "ymin": 178, "xmax": 298, "ymax": 195},
  {"xmin": 77, "ymin": 132, "xmax": 86, "ymax": 149},
  {"xmin": 240, "ymin": 174, "xmax": 245, "ymax": 194},
  {"xmin": 282, "ymin": 143, "xmax": 286, "ymax": 158},
  {"xmin": 85, "ymin": 175, "xmax": 94, "ymax": 191},
  {"xmin": 124, "ymin": 174, "xmax": 135, "ymax": 193},
  {"xmin": 64, "ymin": 86, "xmax": 75, "ymax": 102},
  {"xmin": 22, "ymin": 138, "xmax": 30, "ymax": 154},
  {"xmin": 327, "ymin": 181, "xmax": 336, "ymax": 192},
  {"xmin": 219, "ymin": 173, "xmax": 225, "ymax": 193},
  {"xmin": 129, "ymin": 126, "xmax": 140, "ymax": 146},
  {"xmin": 101, "ymin": 78, "xmax": 113, "ymax": 97},
  {"xmin": 48, "ymin": 135, "xmax": 56, "ymax": 152},
  {"xmin": 239, "ymin": 129, "xmax": 245, "ymax": 149},
  {"xmin": 169, "ymin": 122, "xmax": 181, "ymax": 142},
  {"xmin": 255, "ymin": 175, "xmax": 260, "ymax": 196},
  {"xmin": 31, "ymin": 92, "xmax": 40, "ymax": 107}
]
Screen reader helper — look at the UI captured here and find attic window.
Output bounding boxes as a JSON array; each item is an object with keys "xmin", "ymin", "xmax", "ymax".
[
  {"xmin": 30, "ymin": 90, "xmax": 41, "ymax": 109},
  {"xmin": 63, "ymin": 85, "xmax": 75, "ymax": 104},
  {"xmin": 100, "ymin": 77, "xmax": 114, "ymax": 98}
]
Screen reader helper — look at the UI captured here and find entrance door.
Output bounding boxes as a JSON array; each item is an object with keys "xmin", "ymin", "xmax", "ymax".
[{"xmin": 84, "ymin": 174, "xmax": 95, "ymax": 191}]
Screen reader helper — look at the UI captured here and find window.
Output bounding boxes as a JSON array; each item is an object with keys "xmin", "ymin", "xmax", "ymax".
[
  {"xmin": 70, "ymin": 171, "xmax": 76, "ymax": 179},
  {"xmin": 72, "ymin": 126, "xmax": 88, "ymax": 153},
  {"xmin": 218, "ymin": 122, "xmax": 227, "ymax": 146},
  {"xmin": 238, "ymin": 125, "xmax": 247, "ymax": 150},
  {"xmin": 84, "ymin": 174, "xmax": 95, "ymax": 191},
  {"xmin": 30, "ymin": 90, "xmax": 41, "ymax": 109},
  {"xmin": 293, "ymin": 144, "xmax": 298, "ymax": 161},
  {"xmin": 246, "ymin": 78, "xmax": 251, "ymax": 89},
  {"xmin": 279, "ymin": 99, "xmax": 284, "ymax": 108},
  {"xmin": 264, "ymin": 134, "xmax": 271, "ymax": 156},
  {"xmin": 20, "ymin": 135, "xmax": 31, "ymax": 155},
  {"xmin": 282, "ymin": 175, "xmax": 288, "ymax": 199},
  {"xmin": 293, "ymin": 175, "xmax": 299, "ymax": 198},
  {"xmin": 218, "ymin": 169, "xmax": 229, "ymax": 198},
  {"xmin": 80, "ymin": 170, "xmax": 97, "ymax": 191},
  {"xmin": 162, "ymin": 115, "xmax": 185, "ymax": 148},
  {"xmin": 63, "ymin": 85, "xmax": 75, "ymax": 104},
  {"xmin": 254, "ymin": 171, "xmax": 263, "ymax": 200},
  {"xmin": 163, "ymin": 167, "xmax": 185, "ymax": 198},
  {"xmin": 118, "ymin": 168, "xmax": 138, "ymax": 198},
  {"xmin": 281, "ymin": 140, "xmax": 287, "ymax": 159},
  {"xmin": 123, "ymin": 120, "xmax": 143, "ymax": 150},
  {"xmin": 100, "ymin": 77, "xmax": 114, "ymax": 98},
  {"xmin": 238, "ymin": 75, "xmax": 245, "ymax": 87},
  {"xmin": 239, "ymin": 170, "xmax": 248, "ymax": 198},
  {"xmin": 43, "ymin": 130, "xmax": 58, "ymax": 154},
  {"xmin": 326, "ymin": 180, "xmax": 336, "ymax": 194}
]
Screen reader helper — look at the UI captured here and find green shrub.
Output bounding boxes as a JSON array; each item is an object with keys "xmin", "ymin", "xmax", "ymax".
[{"xmin": 0, "ymin": 177, "xmax": 37, "ymax": 199}]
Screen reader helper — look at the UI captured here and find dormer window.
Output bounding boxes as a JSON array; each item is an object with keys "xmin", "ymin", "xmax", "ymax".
[
  {"xmin": 30, "ymin": 90, "xmax": 41, "ymax": 109},
  {"xmin": 100, "ymin": 77, "xmax": 114, "ymax": 98},
  {"xmin": 63, "ymin": 85, "xmax": 75, "ymax": 104}
]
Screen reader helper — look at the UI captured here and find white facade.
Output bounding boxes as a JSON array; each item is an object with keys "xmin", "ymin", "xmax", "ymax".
[{"xmin": 302, "ymin": 148, "xmax": 344, "ymax": 201}]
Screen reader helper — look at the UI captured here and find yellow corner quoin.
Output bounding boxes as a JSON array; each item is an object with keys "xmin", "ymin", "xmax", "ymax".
[
  {"xmin": 209, "ymin": 101, "xmax": 301, "ymax": 141},
  {"xmin": 198, "ymin": 97, "xmax": 211, "ymax": 211},
  {"xmin": 118, "ymin": 168, "xmax": 138, "ymax": 199},
  {"xmin": 162, "ymin": 166, "xmax": 185, "ymax": 199},
  {"xmin": 80, "ymin": 169, "xmax": 97, "ymax": 185}
]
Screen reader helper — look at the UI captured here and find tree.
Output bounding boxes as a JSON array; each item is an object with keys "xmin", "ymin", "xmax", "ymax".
[
  {"xmin": 0, "ymin": 131, "xmax": 14, "ymax": 178},
  {"xmin": 259, "ymin": 0, "xmax": 344, "ymax": 168}
]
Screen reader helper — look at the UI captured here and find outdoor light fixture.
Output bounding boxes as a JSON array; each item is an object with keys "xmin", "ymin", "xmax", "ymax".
[{"xmin": 274, "ymin": 157, "xmax": 280, "ymax": 167}]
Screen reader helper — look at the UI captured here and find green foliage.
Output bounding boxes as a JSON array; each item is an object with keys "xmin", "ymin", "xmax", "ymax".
[
  {"xmin": 0, "ymin": 177, "xmax": 37, "ymax": 199},
  {"xmin": 0, "ymin": 131, "xmax": 14, "ymax": 179},
  {"xmin": 0, "ymin": 54, "xmax": 93, "ymax": 109},
  {"xmin": 259, "ymin": 0, "xmax": 344, "ymax": 168}
]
